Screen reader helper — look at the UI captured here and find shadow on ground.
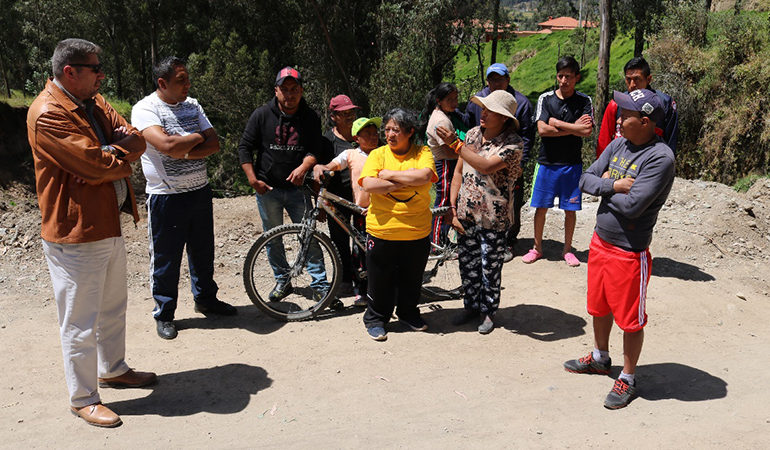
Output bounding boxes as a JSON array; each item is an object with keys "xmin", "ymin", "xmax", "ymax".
[
  {"xmin": 634, "ymin": 362, "xmax": 728, "ymax": 402},
  {"xmin": 419, "ymin": 303, "xmax": 586, "ymax": 340},
  {"xmin": 174, "ymin": 305, "xmax": 285, "ymax": 334},
  {"xmin": 514, "ymin": 238, "xmax": 589, "ymax": 264},
  {"xmin": 651, "ymin": 257, "xmax": 715, "ymax": 282},
  {"xmin": 109, "ymin": 363, "xmax": 272, "ymax": 416}
]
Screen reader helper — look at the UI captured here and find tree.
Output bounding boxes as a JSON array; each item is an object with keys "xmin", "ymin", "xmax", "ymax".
[{"xmin": 596, "ymin": 0, "xmax": 612, "ymax": 127}]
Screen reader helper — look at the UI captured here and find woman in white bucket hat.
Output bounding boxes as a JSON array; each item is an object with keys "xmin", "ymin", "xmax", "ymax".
[{"xmin": 436, "ymin": 89, "xmax": 524, "ymax": 334}]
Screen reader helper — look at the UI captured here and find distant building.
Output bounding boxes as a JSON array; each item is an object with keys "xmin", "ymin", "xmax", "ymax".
[{"xmin": 537, "ymin": 16, "xmax": 597, "ymax": 31}]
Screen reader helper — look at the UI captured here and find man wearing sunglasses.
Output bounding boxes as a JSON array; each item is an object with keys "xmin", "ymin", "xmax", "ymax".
[{"xmin": 27, "ymin": 38, "xmax": 156, "ymax": 428}]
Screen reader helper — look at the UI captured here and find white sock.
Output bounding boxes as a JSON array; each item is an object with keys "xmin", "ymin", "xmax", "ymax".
[
  {"xmin": 619, "ymin": 371, "xmax": 635, "ymax": 386},
  {"xmin": 592, "ymin": 348, "xmax": 610, "ymax": 363}
]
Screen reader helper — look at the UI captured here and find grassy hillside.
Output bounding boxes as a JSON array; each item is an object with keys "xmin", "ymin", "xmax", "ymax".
[
  {"xmin": 452, "ymin": 31, "xmax": 634, "ymax": 107},
  {"xmin": 2, "ymin": 89, "xmax": 133, "ymax": 118}
]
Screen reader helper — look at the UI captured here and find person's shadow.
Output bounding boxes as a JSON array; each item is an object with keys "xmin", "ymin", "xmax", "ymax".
[
  {"xmin": 604, "ymin": 362, "xmax": 727, "ymax": 402},
  {"xmin": 174, "ymin": 305, "xmax": 286, "ymax": 335},
  {"xmin": 514, "ymin": 238, "xmax": 589, "ymax": 263},
  {"xmin": 109, "ymin": 364, "xmax": 272, "ymax": 417},
  {"xmin": 651, "ymin": 257, "xmax": 715, "ymax": 282},
  {"xmin": 497, "ymin": 304, "xmax": 587, "ymax": 341}
]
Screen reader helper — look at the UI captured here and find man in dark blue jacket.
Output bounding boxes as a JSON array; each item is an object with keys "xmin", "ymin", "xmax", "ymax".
[
  {"xmin": 466, "ymin": 63, "xmax": 534, "ymax": 261},
  {"xmin": 238, "ymin": 67, "xmax": 330, "ymax": 303}
]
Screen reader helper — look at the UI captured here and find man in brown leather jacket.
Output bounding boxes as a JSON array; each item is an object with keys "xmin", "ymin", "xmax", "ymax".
[{"xmin": 27, "ymin": 38, "xmax": 156, "ymax": 428}]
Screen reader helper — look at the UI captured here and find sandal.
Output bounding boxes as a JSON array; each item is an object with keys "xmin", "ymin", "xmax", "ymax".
[
  {"xmin": 521, "ymin": 249, "xmax": 543, "ymax": 264},
  {"xmin": 563, "ymin": 252, "xmax": 580, "ymax": 267}
]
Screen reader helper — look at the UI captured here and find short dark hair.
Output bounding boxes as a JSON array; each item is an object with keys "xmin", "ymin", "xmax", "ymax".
[
  {"xmin": 623, "ymin": 56, "xmax": 651, "ymax": 77},
  {"xmin": 153, "ymin": 56, "xmax": 185, "ymax": 88},
  {"xmin": 383, "ymin": 108, "xmax": 419, "ymax": 145},
  {"xmin": 51, "ymin": 38, "xmax": 102, "ymax": 78},
  {"xmin": 556, "ymin": 55, "xmax": 580, "ymax": 75}
]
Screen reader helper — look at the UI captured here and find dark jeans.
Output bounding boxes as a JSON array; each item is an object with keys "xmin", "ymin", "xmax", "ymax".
[
  {"xmin": 148, "ymin": 185, "xmax": 218, "ymax": 321},
  {"xmin": 327, "ymin": 200, "xmax": 353, "ymax": 282},
  {"xmin": 507, "ymin": 174, "xmax": 525, "ymax": 246},
  {"xmin": 363, "ymin": 235, "xmax": 430, "ymax": 329}
]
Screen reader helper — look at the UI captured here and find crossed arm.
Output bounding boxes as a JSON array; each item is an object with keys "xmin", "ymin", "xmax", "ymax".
[
  {"xmin": 140, "ymin": 126, "xmax": 220, "ymax": 160},
  {"xmin": 538, "ymin": 114, "xmax": 593, "ymax": 137}
]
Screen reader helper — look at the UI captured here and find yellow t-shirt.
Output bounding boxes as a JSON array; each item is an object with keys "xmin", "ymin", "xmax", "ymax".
[{"xmin": 358, "ymin": 144, "xmax": 438, "ymax": 240}]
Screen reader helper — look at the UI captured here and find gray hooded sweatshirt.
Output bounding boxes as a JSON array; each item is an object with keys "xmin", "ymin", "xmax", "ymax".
[{"xmin": 580, "ymin": 135, "xmax": 675, "ymax": 251}]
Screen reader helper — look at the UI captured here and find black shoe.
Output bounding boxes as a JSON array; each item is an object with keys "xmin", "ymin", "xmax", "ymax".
[
  {"xmin": 268, "ymin": 281, "xmax": 293, "ymax": 302},
  {"xmin": 328, "ymin": 298, "xmax": 345, "ymax": 310},
  {"xmin": 194, "ymin": 299, "xmax": 237, "ymax": 316},
  {"xmin": 156, "ymin": 320, "xmax": 177, "ymax": 340},
  {"xmin": 452, "ymin": 309, "xmax": 478, "ymax": 326}
]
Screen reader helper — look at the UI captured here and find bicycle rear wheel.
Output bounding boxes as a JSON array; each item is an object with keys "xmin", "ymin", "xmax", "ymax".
[
  {"xmin": 421, "ymin": 231, "xmax": 462, "ymax": 302},
  {"xmin": 243, "ymin": 223, "xmax": 341, "ymax": 321}
]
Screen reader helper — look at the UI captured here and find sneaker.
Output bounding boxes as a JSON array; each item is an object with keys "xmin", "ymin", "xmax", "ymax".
[
  {"xmin": 563, "ymin": 353, "xmax": 612, "ymax": 375},
  {"xmin": 503, "ymin": 247, "xmax": 514, "ymax": 263},
  {"xmin": 367, "ymin": 326, "xmax": 387, "ymax": 341},
  {"xmin": 268, "ymin": 281, "xmax": 293, "ymax": 302},
  {"xmin": 478, "ymin": 315, "xmax": 494, "ymax": 334},
  {"xmin": 452, "ymin": 309, "xmax": 478, "ymax": 326},
  {"xmin": 400, "ymin": 316, "xmax": 428, "ymax": 331},
  {"xmin": 353, "ymin": 295, "xmax": 367, "ymax": 307},
  {"xmin": 563, "ymin": 252, "xmax": 580, "ymax": 267},
  {"xmin": 521, "ymin": 249, "xmax": 543, "ymax": 264},
  {"xmin": 194, "ymin": 299, "xmax": 237, "ymax": 316},
  {"xmin": 327, "ymin": 298, "xmax": 345, "ymax": 311},
  {"xmin": 604, "ymin": 378, "xmax": 638, "ymax": 409}
]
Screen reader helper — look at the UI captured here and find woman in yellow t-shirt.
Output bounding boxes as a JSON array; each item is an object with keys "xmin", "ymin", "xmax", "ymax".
[{"xmin": 358, "ymin": 108, "xmax": 438, "ymax": 341}]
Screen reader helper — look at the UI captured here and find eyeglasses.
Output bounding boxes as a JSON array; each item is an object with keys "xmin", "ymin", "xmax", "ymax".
[{"xmin": 69, "ymin": 63, "xmax": 103, "ymax": 73}]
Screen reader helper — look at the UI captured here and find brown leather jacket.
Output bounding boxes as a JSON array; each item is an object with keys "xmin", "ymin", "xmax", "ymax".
[{"xmin": 27, "ymin": 79, "xmax": 146, "ymax": 244}]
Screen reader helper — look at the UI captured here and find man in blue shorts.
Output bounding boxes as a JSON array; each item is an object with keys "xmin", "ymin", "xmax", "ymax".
[{"xmin": 526, "ymin": 56, "xmax": 593, "ymax": 266}]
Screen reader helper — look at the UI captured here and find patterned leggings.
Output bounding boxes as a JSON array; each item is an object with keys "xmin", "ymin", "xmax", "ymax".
[{"xmin": 458, "ymin": 223, "xmax": 507, "ymax": 315}]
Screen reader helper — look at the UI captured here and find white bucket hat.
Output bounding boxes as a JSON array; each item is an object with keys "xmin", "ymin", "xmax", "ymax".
[{"xmin": 470, "ymin": 90, "xmax": 519, "ymax": 130}]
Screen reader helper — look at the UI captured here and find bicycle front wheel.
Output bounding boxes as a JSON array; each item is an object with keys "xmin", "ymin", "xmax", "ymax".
[{"xmin": 243, "ymin": 224, "xmax": 341, "ymax": 321}]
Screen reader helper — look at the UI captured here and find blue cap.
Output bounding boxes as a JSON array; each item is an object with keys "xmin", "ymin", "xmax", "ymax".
[
  {"xmin": 613, "ymin": 89, "xmax": 665, "ymax": 124},
  {"xmin": 485, "ymin": 63, "xmax": 509, "ymax": 78}
]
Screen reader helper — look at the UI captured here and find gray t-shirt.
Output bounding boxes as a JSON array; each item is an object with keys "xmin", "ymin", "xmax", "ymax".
[
  {"xmin": 580, "ymin": 136, "xmax": 675, "ymax": 251},
  {"xmin": 131, "ymin": 92, "xmax": 212, "ymax": 194}
]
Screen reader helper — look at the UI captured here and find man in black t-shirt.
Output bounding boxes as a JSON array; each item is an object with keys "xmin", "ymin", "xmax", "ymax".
[{"xmin": 525, "ymin": 56, "xmax": 593, "ymax": 267}]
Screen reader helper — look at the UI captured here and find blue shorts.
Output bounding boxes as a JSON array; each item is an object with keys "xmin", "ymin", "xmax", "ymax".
[{"xmin": 530, "ymin": 163, "xmax": 582, "ymax": 211}]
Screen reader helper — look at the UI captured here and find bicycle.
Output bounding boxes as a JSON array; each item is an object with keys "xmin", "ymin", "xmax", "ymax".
[{"xmin": 242, "ymin": 172, "xmax": 462, "ymax": 322}]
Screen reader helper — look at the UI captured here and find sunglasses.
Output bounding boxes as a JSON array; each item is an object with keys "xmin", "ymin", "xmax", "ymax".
[{"xmin": 69, "ymin": 63, "xmax": 103, "ymax": 73}]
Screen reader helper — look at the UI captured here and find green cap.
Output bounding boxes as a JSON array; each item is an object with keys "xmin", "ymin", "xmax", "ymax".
[{"xmin": 352, "ymin": 117, "xmax": 382, "ymax": 137}]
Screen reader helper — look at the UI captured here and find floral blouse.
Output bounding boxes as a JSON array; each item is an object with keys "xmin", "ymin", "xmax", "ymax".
[{"xmin": 456, "ymin": 126, "xmax": 524, "ymax": 231}]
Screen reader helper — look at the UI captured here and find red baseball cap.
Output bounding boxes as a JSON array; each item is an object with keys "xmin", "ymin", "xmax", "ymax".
[
  {"xmin": 275, "ymin": 66, "xmax": 302, "ymax": 86},
  {"xmin": 328, "ymin": 94, "xmax": 359, "ymax": 112}
]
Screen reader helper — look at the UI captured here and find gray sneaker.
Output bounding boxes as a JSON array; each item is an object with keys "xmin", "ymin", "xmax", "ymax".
[
  {"xmin": 503, "ymin": 247, "xmax": 514, "ymax": 263},
  {"xmin": 604, "ymin": 378, "xmax": 637, "ymax": 409},
  {"xmin": 563, "ymin": 353, "xmax": 612, "ymax": 375},
  {"xmin": 478, "ymin": 315, "xmax": 494, "ymax": 334}
]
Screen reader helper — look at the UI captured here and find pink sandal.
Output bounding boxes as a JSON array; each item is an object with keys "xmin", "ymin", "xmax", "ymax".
[
  {"xmin": 563, "ymin": 252, "xmax": 580, "ymax": 267},
  {"xmin": 521, "ymin": 249, "xmax": 543, "ymax": 264}
]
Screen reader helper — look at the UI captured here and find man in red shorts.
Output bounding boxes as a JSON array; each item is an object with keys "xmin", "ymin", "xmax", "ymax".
[{"xmin": 563, "ymin": 89, "xmax": 675, "ymax": 409}]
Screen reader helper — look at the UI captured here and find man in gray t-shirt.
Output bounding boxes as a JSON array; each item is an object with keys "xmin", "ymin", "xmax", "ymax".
[
  {"xmin": 132, "ymin": 56, "xmax": 236, "ymax": 340},
  {"xmin": 563, "ymin": 89, "xmax": 675, "ymax": 410}
]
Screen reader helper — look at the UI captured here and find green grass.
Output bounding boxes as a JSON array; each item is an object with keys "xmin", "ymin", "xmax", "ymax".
[
  {"xmin": 733, "ymin": 174, "xmax": 769, "ymax": 192},
  {"xmin": 1, "ymin": 88, "xmax": 133, "ymax": 118},
  {"xmin": 452, "ymin": 31, "xmax": 635, "ymax": 107}
]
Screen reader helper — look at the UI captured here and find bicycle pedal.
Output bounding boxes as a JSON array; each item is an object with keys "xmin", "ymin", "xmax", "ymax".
[{"xmin": 429, "ymin": 304, "xmax": 442, "ymax": 311}]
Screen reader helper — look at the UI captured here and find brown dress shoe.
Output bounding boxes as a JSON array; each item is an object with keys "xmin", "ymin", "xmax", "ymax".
[
  {"xmin": 70, "ymin": 403, "xmax": 122, "ymax": 428},
  {"xmin": 98, "ymin": 369, "xmax": 157, "ymax": 388}
]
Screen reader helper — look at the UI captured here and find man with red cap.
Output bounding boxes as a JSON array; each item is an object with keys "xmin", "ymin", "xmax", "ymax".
[
  {"xmin": 238, "ymin": 66, "xmax": 331, "ymax": 304},
  {"xmin": 323, "ymin": 94, "xmax": 359, "ymax": 302}
]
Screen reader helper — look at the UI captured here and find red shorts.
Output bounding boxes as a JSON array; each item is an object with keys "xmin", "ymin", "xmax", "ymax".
[{"xmin": 587, "ymin": 232, "xmax": 651, "ymax": 332}]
